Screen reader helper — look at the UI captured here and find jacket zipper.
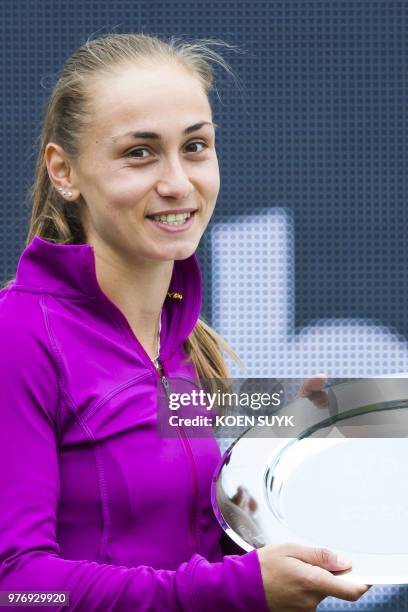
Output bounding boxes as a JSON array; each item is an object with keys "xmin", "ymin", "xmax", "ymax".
[
  {"xmin": 152, "ymin": 357, "xmax": 169, "ymax": 396},
  {"xmin": 152, "ymin": 356, "xmax": 199, "ymax": 555},
  {"xmin": 100, "ymin": 292, "xmax": 200, "ymax": 556}
]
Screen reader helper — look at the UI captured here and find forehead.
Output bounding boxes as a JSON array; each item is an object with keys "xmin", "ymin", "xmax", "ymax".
[{"xmin": 87, "ymin": 63, "xmax": 212, "ymax": 139}]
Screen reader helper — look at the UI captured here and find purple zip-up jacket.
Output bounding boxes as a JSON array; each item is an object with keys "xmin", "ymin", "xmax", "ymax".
[{"xmin": 0, "ymin": 236, "xmax": 268, "ymax": 612}]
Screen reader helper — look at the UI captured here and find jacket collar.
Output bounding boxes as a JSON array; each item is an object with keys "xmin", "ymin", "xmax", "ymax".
[{"xmin": 14, "ymin": 236, "xmax": 202, "ymax": 359}]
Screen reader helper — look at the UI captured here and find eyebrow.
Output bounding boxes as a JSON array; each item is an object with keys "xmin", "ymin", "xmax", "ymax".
[{"xmin": 111, "ymin": 121, "xmax": 218, "ymax": 142}]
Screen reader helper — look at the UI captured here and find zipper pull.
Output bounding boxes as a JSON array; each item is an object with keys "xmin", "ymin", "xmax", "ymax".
[
  {"xmin": 161, "ymin": 374, "xmax": 170, "ymax": 399},
  {"xmin": 152, "ymin": 357, "xmax": 170, "ymax": 399}
]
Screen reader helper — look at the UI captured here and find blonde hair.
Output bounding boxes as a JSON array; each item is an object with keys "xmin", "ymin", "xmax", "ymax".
[{"xmin": 5, "ymin": 32, "xmax": 243, "ymax": 388}]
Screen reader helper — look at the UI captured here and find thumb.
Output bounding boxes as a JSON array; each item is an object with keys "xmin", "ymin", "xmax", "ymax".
[
  {"xmin": 299, "ymin": 373, "xmax": 327, "ymax": 397},
  {"xmin": 282, "ymin": 543, "xmax": 352, "ymax": 571}
]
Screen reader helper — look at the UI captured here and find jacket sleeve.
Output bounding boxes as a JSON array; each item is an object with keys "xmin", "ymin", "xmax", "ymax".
[{"xmin": 0, "ymin": 299, "xmax": 268, "ymax": 612}]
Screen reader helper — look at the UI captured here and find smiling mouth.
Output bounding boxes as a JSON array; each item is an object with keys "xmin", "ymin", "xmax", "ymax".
[{"xmin": 146, "ymin": 211, "xmax": 195, "ymax": 227}]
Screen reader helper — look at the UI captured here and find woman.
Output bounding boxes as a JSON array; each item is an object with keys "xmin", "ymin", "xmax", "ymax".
[{"xmin": 0, "ymin": 33, "xmax": 368, "ymax": 611}]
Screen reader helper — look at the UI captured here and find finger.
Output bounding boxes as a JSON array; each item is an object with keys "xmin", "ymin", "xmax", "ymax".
[
  {"xmin": 299, "ymin": 373, "xmax": 327, "ymax": 397},
  {"xmin": 310, "ymin": 567, "xmax": 369, "ymax": 602},
  {"xmin": 283, "ymin": 544, "xmax": 369, "ymax": 602},
  {"xmin": 281, "ymin": 544, "xmax": 350, "ymax": 570}
]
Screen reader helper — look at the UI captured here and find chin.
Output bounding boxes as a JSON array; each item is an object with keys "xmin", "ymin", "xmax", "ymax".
[{"xmin": 157, "ymin": 241, "xmax": 198, "ymax": 261}]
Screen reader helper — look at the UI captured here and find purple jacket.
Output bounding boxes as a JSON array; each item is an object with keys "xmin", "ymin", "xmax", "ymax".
[{"xmin": 0, "ymin": 236, "xmax": 267, "ymax": 611}]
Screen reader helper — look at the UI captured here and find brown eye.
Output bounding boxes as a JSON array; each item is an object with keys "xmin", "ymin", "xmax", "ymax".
[
  {"xmin": 126, "ymin": 147, "xmax": 151, "ymax": 159},
  {"xmin": 185, "ymin": 141, "xmax": 207, "ymax": 153}
]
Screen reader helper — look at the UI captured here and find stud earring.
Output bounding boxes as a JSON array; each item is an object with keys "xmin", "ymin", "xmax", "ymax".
[{"xmin": 58, "ymin": 186, "xmax": 73, "ymax": 197}]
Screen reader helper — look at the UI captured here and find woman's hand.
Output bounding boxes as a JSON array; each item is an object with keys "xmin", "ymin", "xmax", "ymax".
[
  {"xmin": 257, "ymin": 543, "xmax": 369, "ymax": 611},
  {"xmin": 298, "ymin": 373, "xmax": 329, "ymax": 408}
]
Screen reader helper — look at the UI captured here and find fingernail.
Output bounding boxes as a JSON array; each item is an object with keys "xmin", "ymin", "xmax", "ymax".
[{"xmin": 336, "ymin": 555, "xmax": 352, "ymax": 567}]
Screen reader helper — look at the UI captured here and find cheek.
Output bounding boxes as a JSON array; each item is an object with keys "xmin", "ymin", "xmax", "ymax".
[
  {"xmin": 207, "ymin": 179, "xmax": 220, "ymax": 215},
  {"xmin": 102, "ymin": 172, "xmax": 151, "ymax": 211},
  {"xmin": 198, "ymin": 160, "xmax": 220, "ymax": 199},
  {"xmin": 209, "ymin": 172, "xmax": 221, "ymax": 198}
]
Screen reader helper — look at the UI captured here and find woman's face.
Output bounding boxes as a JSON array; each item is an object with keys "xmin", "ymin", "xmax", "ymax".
[{"xmin": 60, "ymin": 62, "xmax": 220, "ymax": 263}]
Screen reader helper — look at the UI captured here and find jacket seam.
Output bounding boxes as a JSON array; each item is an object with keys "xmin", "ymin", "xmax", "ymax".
[
  {"xmin": 93, "ymin": 444, "xmax": 111, "ymax": 562},
  {"xmin": 39, "ymin": 295, "xmax": 112, "ymax": 563},
  {"xmin": 40, "ymin": 295, "xmax": 100, "ymax": 437},
  {"xmin": 59, "ymin": 386, "xmax": 112, "ymax": 563},
  {"xmin": 50, "ymin": 291, "xmax": 147, "ymax": 357},
  {"xmin": 40, "ymin": 293, "xmax": 105, "ymax": 432},
  {"xmin": 176, "ymin": 428, "xmax": 200, "ymax": 556},
  {"xmin": 39, "ymin": 295, "xmax": 64, "ymax": 429},
  {"xmin": 83, "ymin": 372, "xmax": 154, "ymax": 421}
]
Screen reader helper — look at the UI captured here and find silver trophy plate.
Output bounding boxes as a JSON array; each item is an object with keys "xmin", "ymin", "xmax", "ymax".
[{"xmin": 212, "ymin": 377, "xmax": 408, "ymax": 584}]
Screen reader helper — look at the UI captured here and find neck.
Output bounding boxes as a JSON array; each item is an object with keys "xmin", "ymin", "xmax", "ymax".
[{"xmin": 89, "ymin": 237, "xmax": 174, "ymax": 360}]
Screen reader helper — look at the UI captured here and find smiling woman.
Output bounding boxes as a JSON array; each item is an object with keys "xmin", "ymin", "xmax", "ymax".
[
  {"xmin": 0, "ymin": 32, "xmax": 268, "ymax": 612},
  {"xmin": 0, "ymin": 32, "xmax": 368, "ymax": 612}
]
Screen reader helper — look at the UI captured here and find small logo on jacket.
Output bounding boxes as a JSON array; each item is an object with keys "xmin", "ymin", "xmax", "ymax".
[{"xmin": 167, "ymin": 291, "xmax": 183, "ymax": 300}]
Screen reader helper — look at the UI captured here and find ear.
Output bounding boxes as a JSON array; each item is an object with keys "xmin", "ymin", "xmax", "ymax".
[{"xmin": 44, "ymin": 142, "xmax": 81, "ymax": 201}]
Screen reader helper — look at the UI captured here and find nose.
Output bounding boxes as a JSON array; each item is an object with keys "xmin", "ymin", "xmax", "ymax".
[{"xmin": 155, "ymin": 157, "xmax": 194, "ymax": 199}]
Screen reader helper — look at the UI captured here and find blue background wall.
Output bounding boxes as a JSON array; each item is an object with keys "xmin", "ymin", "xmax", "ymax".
[{"xmin": 1, "ymin": 1, "xmax": 408, "ymax": 609}]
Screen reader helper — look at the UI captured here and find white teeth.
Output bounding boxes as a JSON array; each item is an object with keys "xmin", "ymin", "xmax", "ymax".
[{"xmin": 152, "ymin": 211, "xmax": 192, "ymax": 226}]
